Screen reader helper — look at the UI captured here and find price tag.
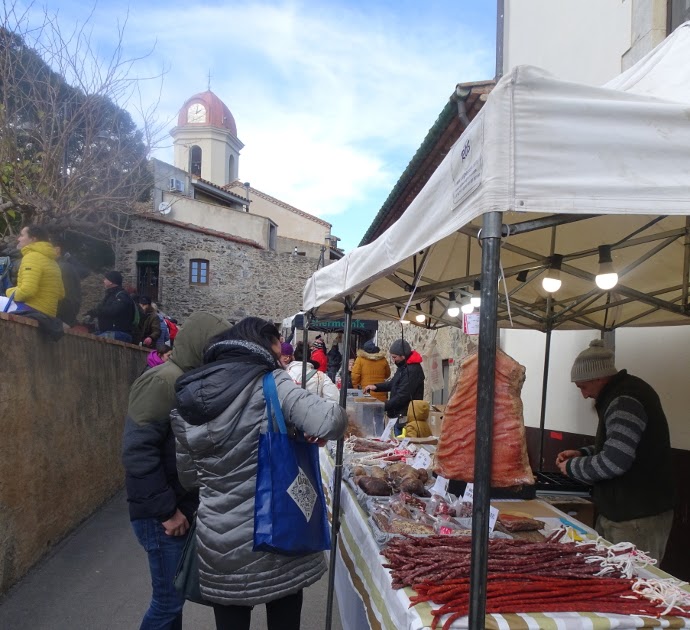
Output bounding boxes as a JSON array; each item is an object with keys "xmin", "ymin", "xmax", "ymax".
[
  {"xmin": 380, "ymin": 417, "xmax": 397, "ymax": 441},
  {"xmin": 438, "ymin": 526, "xmax": 453, "ymax": 536},
  {"xmin": 463, "ymin": 483, "xmax": 474, "ymax": 503},
  {"xmin": 399, "ymin": 438, "xmax": 411, "ymax": 449},
  {"xmin": 431, "ymin": 475, "xmax": 449, "ymax": 497},
  {"xmin": 412, "ymin": 449, "xmax": 431, "ymax": 470},
  {"xmin": 489, "ymin": 506, "xmax": 499, "ymax": 533}
]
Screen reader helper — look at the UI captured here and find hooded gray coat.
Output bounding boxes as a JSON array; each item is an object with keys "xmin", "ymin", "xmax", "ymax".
[{"xmin": 171, "ymin": 340, "xmax": 347, "ymax": 606}]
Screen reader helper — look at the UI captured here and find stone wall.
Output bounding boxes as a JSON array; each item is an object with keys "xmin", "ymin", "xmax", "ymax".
[
  {"xmin": 376, "ymin": 320, "xmax": 476, "ymax": 402},
  {"xmin": 0, "ymin": 314, "xmax": 147, "ymax": 595},
  {"xmin": 116, "ymin": 218, "xmax": 319, "ymax": 324}
]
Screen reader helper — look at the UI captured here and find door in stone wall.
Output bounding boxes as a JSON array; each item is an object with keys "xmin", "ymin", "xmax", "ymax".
[{"xmin": 136, "ymin": 250, "xmax": 160, "ymax": 303}]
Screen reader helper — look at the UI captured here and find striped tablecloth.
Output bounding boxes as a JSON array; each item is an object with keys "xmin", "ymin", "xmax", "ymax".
[{"xmin": 320, "ymin": 449, "xmax": 690, "ymax": 630}]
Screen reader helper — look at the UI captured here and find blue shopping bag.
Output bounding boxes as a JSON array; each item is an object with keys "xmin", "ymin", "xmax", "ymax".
[{"xmin": 253, "ymin": 372, "xmax": 331, "ymax": 555}]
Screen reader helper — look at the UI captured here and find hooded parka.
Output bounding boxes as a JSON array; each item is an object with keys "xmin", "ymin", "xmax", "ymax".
[
  {"xmin": 172, "ymin": 340, "xmax": 347, "ymax": 606},
  {"xmin": 351, "ymin": 348, "xmax": 391, "ymax": 402},
  {"xmin": 6, "ymin": 241, "xmax": 64, "ymax": 316},
  {"xmin": 122, "ymin": 312, "xmax": 230, "ymax": 523}
]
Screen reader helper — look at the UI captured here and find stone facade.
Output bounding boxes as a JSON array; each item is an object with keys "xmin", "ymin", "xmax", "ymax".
[
  {"xmin": 376, "ymin": 320, "xmax": 476, "ymax": 403},
  {"xmin": 116, "ymin": 217, "xmax": 319, "ymax": 324}
]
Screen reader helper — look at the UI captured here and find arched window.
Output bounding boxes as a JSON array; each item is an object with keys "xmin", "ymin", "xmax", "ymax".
[
  {"xmin": 190, "ymin": 145, "xmax": 202, "ymax": 177},
  {"xmin": 189, "ymin": 259, "xmax": 209, "ymax": 285},
  {"xmin": 228, "ymin": 155, "xmax": 235, "ymax": 181}
]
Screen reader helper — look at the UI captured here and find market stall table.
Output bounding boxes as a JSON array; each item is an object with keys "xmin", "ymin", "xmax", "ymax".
[{"xmin": 320, "ymin": 449, "xmax": 690, "ymax": 630}]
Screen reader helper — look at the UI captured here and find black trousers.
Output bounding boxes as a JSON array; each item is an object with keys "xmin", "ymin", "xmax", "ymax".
[{"xmin": 213, "ymin": 590, "xmax": 304, "ymax": 630}]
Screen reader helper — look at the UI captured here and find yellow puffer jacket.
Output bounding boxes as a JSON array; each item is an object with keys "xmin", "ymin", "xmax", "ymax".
[
  {"xmin": 351, "ymin": 348, "xmax": 391, "ymax": 402},
  {"xmin": 6, "ymin": 241, "xmax": 65, "ymax": 317},
  {"xmin": 405, "ymin": 400, "xmax": 432, "ymax": 438}
]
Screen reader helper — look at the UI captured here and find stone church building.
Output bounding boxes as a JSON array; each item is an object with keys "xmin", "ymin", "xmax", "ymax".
[{"xmin": 115, "ymin": 90, "xmax": 340, "ymax": 323}]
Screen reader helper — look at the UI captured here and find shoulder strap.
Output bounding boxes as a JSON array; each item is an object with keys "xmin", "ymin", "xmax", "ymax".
[{"xmin": 263, "ymin": 373, "xmax": 287, "ymax": 434}]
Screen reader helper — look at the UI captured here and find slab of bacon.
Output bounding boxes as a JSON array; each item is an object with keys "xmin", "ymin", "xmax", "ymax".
[{"xmin": 434, "ymin": 349, "xmax": 534, "ymax": 487}]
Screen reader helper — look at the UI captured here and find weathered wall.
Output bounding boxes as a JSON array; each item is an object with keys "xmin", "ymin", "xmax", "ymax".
[
  {"xmin": 117, "ymin": 217, "xmax": 318, "ymax": 323},
  {"xmin": 0, "ymin": 314, "xmax": 147, "ymax": 595}
]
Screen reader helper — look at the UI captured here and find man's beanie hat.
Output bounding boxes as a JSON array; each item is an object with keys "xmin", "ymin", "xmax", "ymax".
[
  {"xmin": 105, "ymin": 270, "xmax": 123, "ymax": 286},
  {"xmin": 390, "ymin": 338, "xmax": 412, "ymax": 358},
  {"xmin": 570, "ymin": 339, "xmax": 617, "ymax": 383},
  {"xmin": 280, "ymin": 342, "xmax": 294, "ymax": 355}
]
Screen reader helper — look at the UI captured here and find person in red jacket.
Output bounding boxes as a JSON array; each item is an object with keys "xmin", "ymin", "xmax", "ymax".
[{"xmin": 310, "ymin": 337, "xmax": 328, "ymax": 373}]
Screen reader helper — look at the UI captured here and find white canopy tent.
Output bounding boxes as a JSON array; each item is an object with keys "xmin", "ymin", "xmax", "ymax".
[
  {"xmin": 304, "ymin": 23, "xmax": 690, "ymax": 332},
  {"xmin": 308, "ymin": 23, "xmax": 690, "ymax": 628}
]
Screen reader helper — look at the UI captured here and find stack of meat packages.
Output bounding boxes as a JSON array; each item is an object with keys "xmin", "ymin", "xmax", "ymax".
[{"xmin": 434, "ymin": 348, "xmax": 534, "ymax": 488}]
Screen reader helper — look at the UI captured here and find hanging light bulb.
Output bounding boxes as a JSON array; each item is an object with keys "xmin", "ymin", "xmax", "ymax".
[
  {"xmin": 461, "ymin": 295, "xmax": 474, "ymax": 314},
  {"xmin": 542, "ymin": 254, "xmax": 563, "ymax": 293},
  {"xmin": 415, "ymin": 313, "xmax": 426, "ymax": 323},
  {"xmin": 470, "ymin": 280, "xmax": 481, "ymax": 308},
  {"xmin": 446, "ymin": 292, "xmax": 460, "ymax": 317},
  {"xmin": 595, "ymin": 245, "xmax": 618, "ymax": 290}
]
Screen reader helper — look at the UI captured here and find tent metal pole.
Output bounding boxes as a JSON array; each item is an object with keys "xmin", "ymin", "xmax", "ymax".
[
  {"xmin": 301, "ymin": 313, "xmax": 310, "ymax": 387},
  {"xmin": 325, "ymin": 304, "xmax": 353, "ymax": 630},
  {"xmin": 469, "ymin": 211, "xmax": 503, "ymax": 628},
  {"xmin": 537, "ymin": 325, "xmax": 553, "ymax": 472}
]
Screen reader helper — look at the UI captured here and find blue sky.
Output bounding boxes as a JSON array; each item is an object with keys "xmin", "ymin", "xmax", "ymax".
[{"xmin": 20, "ymin": 0, "xmax": 497, "ymax": 251}]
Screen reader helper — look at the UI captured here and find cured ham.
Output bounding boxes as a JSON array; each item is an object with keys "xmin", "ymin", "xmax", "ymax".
[{"xmin": 434, "ymin": 349, "xmax": 534, "ymax": 487}]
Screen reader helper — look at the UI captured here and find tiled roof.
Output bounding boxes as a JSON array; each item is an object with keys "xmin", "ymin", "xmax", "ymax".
[
  {"xmin": 225, "ymin": 181, "xmax": 332, "ymax": 229},
  {"xmin": 138, "ymin": 213, "xmax": 263, "ymax": 249}
]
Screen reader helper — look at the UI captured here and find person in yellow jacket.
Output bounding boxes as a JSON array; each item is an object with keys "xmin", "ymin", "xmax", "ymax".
[
  {"xmin": 351, "ymin": 340, "xmax": 390, "ymax": 402},
  {"xmin": 5, "ymin": 225, "xmax": 65, "ymax": 317},
  {"xmin": 402, "ymin": 400, "xmax": 433, "ymax": 438}
]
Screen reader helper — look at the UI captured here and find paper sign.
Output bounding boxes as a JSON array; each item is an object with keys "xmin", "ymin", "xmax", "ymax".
[
  {"xmin": 381, "ymin": 417, "xmax": 397, "ymax": 441},
  {"xmin": 451, "ymin": 117, "xmax": 484, "ymax": 207},
  {"xmin": 489, "ymin": 506, "xmax": 499, "ymax": 533},
  {"xmin": 399, "ymin": 438, "xmax": 411, "ymax": 449},
  {"xmin": 431, "ymin": 475, "xmax": 449, "ymax": 497},
  {"xmin": 463, "ymin": 312, "xmax": 480, "ymax": 335},
  {"xmin": 463, "ymin": 483, "xmax": 474, "ymax": 503},
  {"xmin": 412, "ymin": 449, "xmax": 431, "ymax": 470}
]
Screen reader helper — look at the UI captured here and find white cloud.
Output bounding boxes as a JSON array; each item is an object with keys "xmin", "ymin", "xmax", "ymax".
[{"xmin": 18, "ymin": 0, "xmax": 495, "ymax": 245}]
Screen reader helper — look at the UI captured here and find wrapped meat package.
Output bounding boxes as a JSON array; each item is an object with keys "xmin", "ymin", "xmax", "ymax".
[{"xmin": 434, "ymin": 348, "xmax": 534, "ymax": 487}]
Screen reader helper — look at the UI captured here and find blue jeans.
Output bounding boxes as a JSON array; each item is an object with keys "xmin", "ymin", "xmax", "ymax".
[
  {"xmin": 98, "ymin": 331, "xmax": 133, "ymax": 343},
  {"xmin": 131, "ymin": 518, "xmax": 188, "ymax": 630}
]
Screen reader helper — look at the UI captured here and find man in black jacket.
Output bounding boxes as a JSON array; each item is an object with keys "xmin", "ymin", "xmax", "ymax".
[
  {"xmin": 88, "ymin": 271, "xmax": 135, "ymax": 342},
  {"xmin": 364, "ymin": 338, "xmax": 425, "ymax": 433},
  {"xmin": 122, "ymin": 312, "xmax": 230, "ymax": 629},
  {"xmin": 556, "ymin": 339, "xmax": 674, "ymax": 562}
]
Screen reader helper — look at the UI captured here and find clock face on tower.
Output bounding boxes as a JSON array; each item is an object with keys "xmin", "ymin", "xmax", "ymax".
[{"xmin": 187, "ymin": 103, "xmax": 206, "ymax": 123}]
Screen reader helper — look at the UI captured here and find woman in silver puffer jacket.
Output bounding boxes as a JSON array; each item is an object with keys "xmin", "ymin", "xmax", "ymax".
[{"xmin": 171, "ymin": 317, "xmax": 347, "ymax": 630}]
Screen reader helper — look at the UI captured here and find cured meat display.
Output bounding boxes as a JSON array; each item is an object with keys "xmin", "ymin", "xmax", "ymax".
[{"xmin": 434, "ymin": 349, "xmax": 534, "ymax": 487}]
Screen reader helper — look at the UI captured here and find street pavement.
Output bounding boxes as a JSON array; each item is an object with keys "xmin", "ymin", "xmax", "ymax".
[{"xmin": 0, "ymin": 490, "xmax": 344, "ymax": 630}]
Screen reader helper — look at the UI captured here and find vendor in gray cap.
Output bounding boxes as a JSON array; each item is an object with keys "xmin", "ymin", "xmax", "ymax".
[
  {"xmin": 556, "ymin": 339, "xmax": 674, "ymax": 562},
  {"xmin": 363, "ymin": 338, "xmax": 425, "ymax": 433}
]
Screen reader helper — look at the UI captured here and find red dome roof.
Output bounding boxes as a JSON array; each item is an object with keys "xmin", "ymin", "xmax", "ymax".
[{"xmin": 177, "ymin": 90, "xmax": 237, "ymax": 136}]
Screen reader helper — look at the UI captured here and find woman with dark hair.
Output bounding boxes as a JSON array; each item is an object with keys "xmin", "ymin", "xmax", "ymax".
[{"xmin": 171, "ymin": 317, "xmax": 347, "ymax": 630}]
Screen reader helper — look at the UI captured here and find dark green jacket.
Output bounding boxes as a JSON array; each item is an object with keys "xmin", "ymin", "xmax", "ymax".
[{"xmin": 121, "ymin": 312, "xmax": 230, "ymax": 522}]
